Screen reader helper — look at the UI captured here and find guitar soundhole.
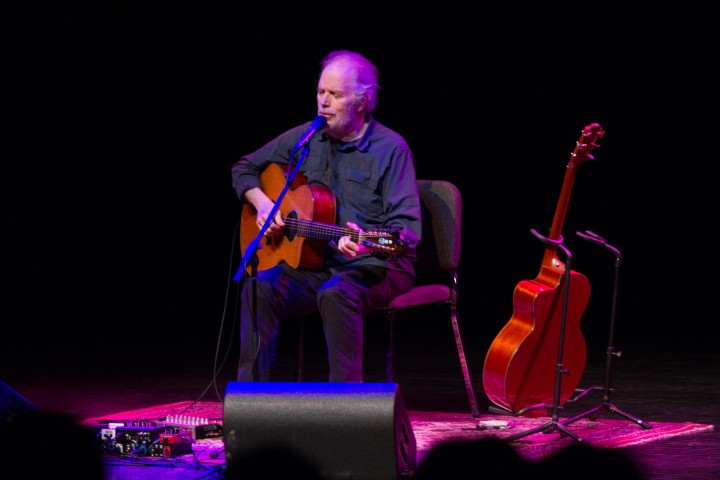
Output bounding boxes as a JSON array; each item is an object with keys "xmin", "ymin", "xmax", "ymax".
[{"xmin": 285, "ymin": 211, "xmax": 298, "ymax": 240}]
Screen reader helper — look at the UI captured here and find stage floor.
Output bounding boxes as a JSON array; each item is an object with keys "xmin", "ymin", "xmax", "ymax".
[{"xmin": 2, "ymin": 321, "xmax": 718, "ymax": 479}]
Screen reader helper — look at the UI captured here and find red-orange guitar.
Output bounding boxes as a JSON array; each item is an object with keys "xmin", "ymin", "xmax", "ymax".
[{"xmin": 482, "ymin": 123, "xmax": 604, "ymax": 417}]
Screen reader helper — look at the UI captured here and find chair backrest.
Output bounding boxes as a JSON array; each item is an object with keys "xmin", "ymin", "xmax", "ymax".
[{"xmin": 415, "ymin": 179, "xmax": 462, "ymax": 273}]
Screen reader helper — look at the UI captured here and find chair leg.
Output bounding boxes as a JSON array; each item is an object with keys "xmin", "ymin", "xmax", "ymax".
[{"xmin": 449, "ymin": 299, "xmax": 480, "ymax": 417}]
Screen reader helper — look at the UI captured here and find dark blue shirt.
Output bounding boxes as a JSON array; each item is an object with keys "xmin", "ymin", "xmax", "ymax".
[{"xmin": 232, "ymin": 116, "xmax": 421, "ymax": 274}]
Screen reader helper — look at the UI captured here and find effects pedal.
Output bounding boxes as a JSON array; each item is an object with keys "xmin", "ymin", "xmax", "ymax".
[{"xmin": 162, "ymin": 414, "xmax": 223, "ymax": 439}]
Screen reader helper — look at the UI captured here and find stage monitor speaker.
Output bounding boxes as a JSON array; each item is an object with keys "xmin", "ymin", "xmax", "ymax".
[
  {"xmin": 223, "ymin": 382, "xmax": 416, "ymax": 480},
  {"xmin": 1, "ymin": 380, "xmax": 40, "ymax": 428}
]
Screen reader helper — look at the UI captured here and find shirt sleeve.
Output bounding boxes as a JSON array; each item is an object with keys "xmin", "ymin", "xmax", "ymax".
[{"xmin": 230, "ymin": 122, "xmax": 314, "ymax": 203}]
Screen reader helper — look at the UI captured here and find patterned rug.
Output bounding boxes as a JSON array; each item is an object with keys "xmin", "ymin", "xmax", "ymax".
[
  {"xmin": 81, "ymin": 400, "xmax": 714, "ymax": 465},
  {"xmin": 408, "ymin": 410, "xmax": 714, "ymax": 462}
]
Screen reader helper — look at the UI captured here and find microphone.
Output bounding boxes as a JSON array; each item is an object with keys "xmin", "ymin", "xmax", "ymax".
[{"xmin": 294, "ymin": 115, "xmax": 327, "ymax": 148}]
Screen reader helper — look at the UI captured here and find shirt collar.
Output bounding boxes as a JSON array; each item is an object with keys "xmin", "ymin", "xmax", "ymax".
[{"xmin": 332, "ymin": 115, "xmax": 375, "ymax": 153}]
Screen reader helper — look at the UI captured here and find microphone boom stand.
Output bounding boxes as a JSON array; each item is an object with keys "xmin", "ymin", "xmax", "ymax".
[
  {"xmin": 561, "ymin": 230, "xmax": 652, "ymax": 429},
  {"xmin": 232, "ymin": 143, "xmax": 311, "ymax": 381}
]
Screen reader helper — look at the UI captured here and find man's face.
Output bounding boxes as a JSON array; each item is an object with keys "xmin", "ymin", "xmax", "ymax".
[{"xmin": 316, "ymin": 64, "xmax": 364, "ymax": 139}]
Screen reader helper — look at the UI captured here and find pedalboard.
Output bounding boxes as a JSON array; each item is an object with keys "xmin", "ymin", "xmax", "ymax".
[{"xmin": 92, "ymin": 415, "xmax": 222, "ymax": 458}]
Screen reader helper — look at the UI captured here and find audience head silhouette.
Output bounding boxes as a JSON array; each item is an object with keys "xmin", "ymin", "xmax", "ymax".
[
  {"xmin": 413, "ymin": 437, "xmax": 533, "ymax": 479},
  {"xmin": 225, "ymin": 444, "xmax": 323, "ymax": 479},
  {"xmin": 536, "ymin": 443, "xmax": 645, "ymax": 479},
  {"xmin": 0, "ymin": 410, "xmax": 104, "ymax": 479}
]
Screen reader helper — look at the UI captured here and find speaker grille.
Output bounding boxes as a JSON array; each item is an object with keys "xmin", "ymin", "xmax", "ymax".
[{"xmin": 223, "ymin": 382, "xmax": 416, "ymax": 480}]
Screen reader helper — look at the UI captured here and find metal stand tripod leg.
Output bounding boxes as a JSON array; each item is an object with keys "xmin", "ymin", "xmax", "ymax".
[{"xmin": 563, "ymin": 231, "xmax": 651, "ymax": 430}]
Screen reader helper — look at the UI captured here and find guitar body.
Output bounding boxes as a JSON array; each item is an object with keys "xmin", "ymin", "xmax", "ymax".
[
  {"xmin": 482, "ymin": 264, "xmax": 590, "ymax": 416},
  {"xmin": 482, "ymin": 123, "xmax": 604, "ymax": 417},
  {"xmin": 240, "ymin": 163, "xmax": 336, "ymax": 272}
]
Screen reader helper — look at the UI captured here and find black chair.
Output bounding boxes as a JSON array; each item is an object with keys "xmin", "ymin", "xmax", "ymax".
[{"xmin": 298, "ymin": 179, "xmax": 479, "ymax": 417}]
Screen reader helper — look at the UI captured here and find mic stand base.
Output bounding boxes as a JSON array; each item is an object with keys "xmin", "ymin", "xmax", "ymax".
[
  {"xmin": 490, "ymin": 404, "xmax": 590, "ymax": 446},
  {"xmin": 562, "ymin": 402, "xmax": 652, "ymax": 430},
  {"xmin": 504, "ymin": 417, "xmax": 590, "ymax": 447}
]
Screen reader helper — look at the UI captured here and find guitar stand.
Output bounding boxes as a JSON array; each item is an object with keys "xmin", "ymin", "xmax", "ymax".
[
  {"xmin": 561, "ymin": 231, "xmax": 652, "ymax": 430},
  {"xmin": 501, "ymin": 230, "xmax": 589, "ymax": 446}
]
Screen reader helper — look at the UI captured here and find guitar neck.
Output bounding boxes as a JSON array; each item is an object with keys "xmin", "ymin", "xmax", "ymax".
[
  {"xmin": 284, "ymin": 217, "xmax": 363, "ymax": 243},
  {"xmin": 541, "ymin": 123, "xmax": 604, "ymax": 270},
  {"xmin": 541, "ymin": 161, "xmax": 580, "ymax": 268}
]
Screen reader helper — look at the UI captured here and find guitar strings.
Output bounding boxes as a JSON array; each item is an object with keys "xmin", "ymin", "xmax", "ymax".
[
  {"xmin": 280, "ymin": 217, "xmax": 403, "ymax": 257},
  {"xmin": 282, "ymin": 217, "xmax": 369, "ymax": 242}
]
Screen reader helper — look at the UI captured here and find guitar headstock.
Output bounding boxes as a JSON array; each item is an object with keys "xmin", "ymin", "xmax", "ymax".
[
  {"xmin": 569, "ymin": 122, "xmax": 604, "ymax": 167},
  {"xmin": 361, "ymin": 226, "xmax": 407, "ymax": 260}
]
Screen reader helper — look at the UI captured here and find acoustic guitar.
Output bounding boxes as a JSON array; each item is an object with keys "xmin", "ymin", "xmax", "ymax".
[
  {"xmin": 239, "ymin": 163, "xmax": 406, "ymax": 273},
  {"xmin": 482, "ymin": 123, "xmax": 604, "ymax": 417}
]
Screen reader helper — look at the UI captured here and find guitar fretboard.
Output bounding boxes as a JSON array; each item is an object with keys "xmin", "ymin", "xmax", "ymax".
[{"xmin": 284, "ymin": 217, "xmax": 363, "ymax": 243}]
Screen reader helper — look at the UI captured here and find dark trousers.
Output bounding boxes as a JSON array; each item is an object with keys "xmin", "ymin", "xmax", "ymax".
[{"xmin": 237, "ymin": 261, "xmax": 414, "ymax": 382}]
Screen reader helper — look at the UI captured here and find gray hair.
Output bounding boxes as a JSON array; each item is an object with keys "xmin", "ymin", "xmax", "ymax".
[{"xmin": 320, "ymin": 50, "xmax": 380, "ymax": 113}]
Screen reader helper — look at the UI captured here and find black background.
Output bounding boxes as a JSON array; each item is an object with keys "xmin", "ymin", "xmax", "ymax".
[{"xmin": 4, "ymin": 5, "xmax": 717, "ymax": 372}]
